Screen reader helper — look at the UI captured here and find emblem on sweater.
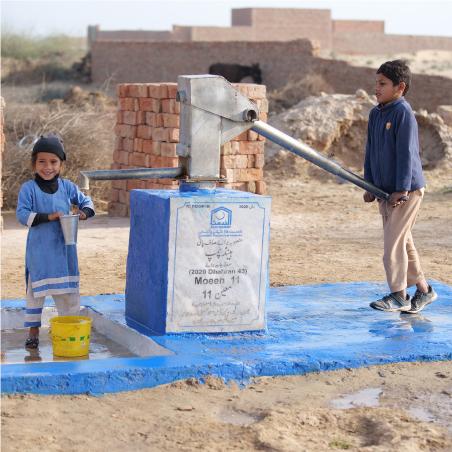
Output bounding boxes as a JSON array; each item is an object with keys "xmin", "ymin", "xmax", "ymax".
[{"xmin": 386, "ymin": 122, "xmax": 392, "ymax": 130}]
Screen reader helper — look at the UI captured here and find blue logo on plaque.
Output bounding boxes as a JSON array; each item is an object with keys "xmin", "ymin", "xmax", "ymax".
[{"xmin": 210, "ymin": 207, "xmax": 232, "ymax": 227}]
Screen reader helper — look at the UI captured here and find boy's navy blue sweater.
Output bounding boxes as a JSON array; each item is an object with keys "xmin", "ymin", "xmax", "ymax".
[{"xmin": 364, "ymin": 97, "xmax": 425, "ymax": 194}]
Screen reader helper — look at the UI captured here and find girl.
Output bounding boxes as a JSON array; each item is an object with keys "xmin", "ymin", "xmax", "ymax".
[{"xmin": 16, "ymin": 134, "xmax": 95, "ymax": 349}]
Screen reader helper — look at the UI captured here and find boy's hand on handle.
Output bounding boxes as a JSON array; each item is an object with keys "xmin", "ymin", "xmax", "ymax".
[
  {"xmin": 363, "ymin": 191, "xmax": 376, "ymax": 203},
  {"xmin": 48, "ymin": 211, "xmax": 64, "ymax": 221},
  {"xmin": 389, "ymin": 191, "xmax": 409, "ymax": 208},
  {"xmin": 78, "ymin": 210, "xmax": 87, "ymax": 220}
]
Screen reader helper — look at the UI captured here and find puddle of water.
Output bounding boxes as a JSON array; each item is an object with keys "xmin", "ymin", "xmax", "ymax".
[
  {"xmin": 330, "ymin": 387, "xmax": 382, "ymax": 409},
  {"xmin": 1, "ymin": 328, "xmax": 137, "ymax": 364},
  {"xmin": 408, "ymin": 407, "xmax": 436, "ymax": 423},
  {"xmin": 217, "ymin": 409, "xmax": 262, "ymax": 426}
]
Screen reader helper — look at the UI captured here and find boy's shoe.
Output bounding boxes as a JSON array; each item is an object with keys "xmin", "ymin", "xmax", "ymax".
[
  {"xmin": 370, "ymin": 293, "xmax": 411, "ymax": 312},
  {"xmin": 25, "ymin": 337, "xmax": 39, "ymax": 349},
  {"xmin": 405, "ymin": 285, "xmax": 438, "ymax": 314}
]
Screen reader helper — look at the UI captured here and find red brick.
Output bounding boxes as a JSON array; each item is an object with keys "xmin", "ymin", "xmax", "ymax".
[
  {"xmin": 255, "ymin": 180, "xmax": 267, "ymax": 195},
  {"xmin": 122, "ymin": 138, "xmax": 134, "ymax": 152},
  {"xmin": 112, "ymin": 180, "xmax": 127, "ymax": 190},
  {"xmin": 256, "ymin": 98, "xmax": 269, "ymax": 113},
  {"xmin": 148, "ymin": 155, "xmax": 159, "ymax": 167},
  {"xmin": 162, "ymin": 157, "xmax": 179, "ymax": 167},
  {"xmin": 144, "ymin": 180, "xmax": 159, "ymax": 189},
  {"xmin": 139, "ymin": 98, "xmax": 160, "ymax": 112},
  {"xmin": 234, "ymin": 130, "xmax": 249, "ymax": 141},
  {"xmin": 166, "ymin": 83, "xmax": 178, "ymax": 99},
  {"xmin": 223, "ymin": 168, "xmax": 238, "ymax": 182},
  {"xmin": 117, "ymin": 84, "xmax": 128, "ymax": 98},
  {"xmin": 247, "ymin": 181, "xmax": 256, "ymax": 193},
  {"xmin": 152, "ymin": 128, "xmax": 168, "ymax": 142},
  {"xmin": 114, "ymin": 136, "xmax": 123, "ymax": 151},
  {"xmin": 110, "ymin": 189, "xmax": 120, "ymax": 202},
  {"xmin": 127, "ymin": 84, "xmax": 148, "ymax": 97},
  {"xmin": 117, "ymin": 151, "xmax": 129, "ymax": 165},
  {"xmin": 148, "ymin": 84, "xmax": 169, "ymax": 99},
  {"xmin": 221, "ymin": 141, "xmax": 240, "ymax": 155},
  {"xmin": 108, "ymin": 202, "xmax": 128, "ymax": 217},
  {"xmin": 247, "ymin": 129, "xmax": 259, "ymax": 141},
  {"xmin": 247, "ymin": 155, "xmax": 255, "ymax": 168},
  {"xmin": 142, "ymin": 140, "xmax": 161, "ymax": 155},
  {"xmin": 119, "ymin": 97, "xmax": 138, "ymax": 111},
  {"xmin": 237, "ymin": 168, "xmax": 263, "ymax": 182},
  {"xmin": 162, "ymin": 113, "xmax": 180, "ymax": 128},
  {"xmin": 254, "ymin": 153, "xmax": 265, "ymax": 168},
  {"xmin": 137, "ymin": 125, "xmax": 153, "ymax": 140},
  {"xmin": 111, "ymin": 163, "xmax": 121, "ymax": 170},
  {"xmin": 145, "ymin": 112, "xmax": 162, "ymax": 127},
  {"xmin": 167, "ymin": 128, "xmax": 180, "ymax": 143},
  {"xmin": 238, "ymin": 142, "xmax": 264, "ymax": 155},
  {"xmin": 115, "ymin": 124, "xmax": 136, "ymax": 139},
  {"xmin": 130, "ymin": 152, "xmax": 148, "ymax": 167},
  {"xmin": 161, "ymin": 142, "xmax": 177, "ymax": 157},
  {"xmin": 122, "ymin": 111, "xmax": 138, "ymax": 125},
  {"xmin": 133, "ymin": 138, "xmax": 143, "ymax": 152},
  {"xmin": 162, "ymin": 99, "xmax": 180, "ymax": 114},
  {"xmin": 118, "ymin": 190, "xmax": 130, "ymax": 205},
  {"xmin": 220, "ymin": 155, "xmax": 233, "ymax": 168},
  {"xmin": 127, "ymin": 180, "xmax": 146, "ymax": 190},
  {"xmin": 116, "ymin": 110, "xmax": 123, "ymax": 124}
]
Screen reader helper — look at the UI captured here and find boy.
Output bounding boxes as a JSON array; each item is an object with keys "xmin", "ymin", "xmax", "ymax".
[{"xmin": 363, "ymin": 60, "xmax": 437, "ymax": 314}]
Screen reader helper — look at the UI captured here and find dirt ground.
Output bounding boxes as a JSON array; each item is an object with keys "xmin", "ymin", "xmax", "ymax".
[{"xmin": 1, "ymin": 171, "xmax": 451, "ymax": 451}]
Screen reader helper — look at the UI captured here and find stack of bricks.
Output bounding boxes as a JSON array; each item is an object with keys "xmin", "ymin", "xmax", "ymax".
[{"xmin": 109, "ymin": 82, "xmax": 267, "ymax": 216}]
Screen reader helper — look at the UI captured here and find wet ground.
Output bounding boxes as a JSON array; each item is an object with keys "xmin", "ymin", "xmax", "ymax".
[{"xmin": 1, "ymin": 327, "xmax": 137, "ymax": 364}]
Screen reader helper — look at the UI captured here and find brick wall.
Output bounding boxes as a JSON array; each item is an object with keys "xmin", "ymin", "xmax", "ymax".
[
  {"xmin": 92, "ymin": 40, "xmax": 452, "ymax": 112},
  {"xmin": 109, "ymin": 83, "xmax": 267, "ymax": 217},
  {"xmin": 333, "ymin": 20, "xmax": 384, "ymax": 34},
  {"xmin": 91, "ymin": 40, "xmax": 317, "ymax": 89},
  {"xmin": 333, "ymin": 33, "xmax": 452, "ymax": 54}
]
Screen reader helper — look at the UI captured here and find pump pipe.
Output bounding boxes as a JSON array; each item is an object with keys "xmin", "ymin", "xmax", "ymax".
[{"xmin": 251, "ymin": 120, "xmax": 390, "ymax": 201}]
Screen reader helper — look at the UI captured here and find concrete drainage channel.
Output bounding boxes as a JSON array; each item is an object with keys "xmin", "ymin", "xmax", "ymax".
[{"xmin": 1, "ymin": 306, "xmax": 172, "ymax": 364}]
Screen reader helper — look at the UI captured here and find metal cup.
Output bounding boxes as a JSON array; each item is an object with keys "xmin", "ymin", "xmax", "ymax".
[{"xmin": 59, "ymin": 214, "xmax": 79, "ymax": 245}]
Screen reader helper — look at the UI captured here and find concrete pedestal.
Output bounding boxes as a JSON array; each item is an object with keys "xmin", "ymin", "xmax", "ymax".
[{"xmin": 125, "ymin": 189, "xmax": 271, "ymax": 335}]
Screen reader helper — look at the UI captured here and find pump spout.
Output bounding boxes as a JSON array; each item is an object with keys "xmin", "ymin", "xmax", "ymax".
[
  {"xmin": 251, "ymin": 120, "xmax": 390, "ymax": 201},
  {"xmin": 79, "ymin": 167, "xmax": 184, "ymax": 191}
]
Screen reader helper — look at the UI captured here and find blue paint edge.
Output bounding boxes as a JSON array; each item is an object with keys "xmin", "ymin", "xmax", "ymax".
[{"xmin": 2, "ymin": 280, "xmax": 451, "ymax": 395}]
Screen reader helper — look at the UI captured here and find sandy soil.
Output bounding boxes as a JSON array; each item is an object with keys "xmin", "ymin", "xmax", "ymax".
[
  {"xmin": 2, "ymin": 362, "xmax": 451, "ymax": 451},
  {"xmin": 1, "ymin": 171, "xmax": 451, "ymax": 451}
]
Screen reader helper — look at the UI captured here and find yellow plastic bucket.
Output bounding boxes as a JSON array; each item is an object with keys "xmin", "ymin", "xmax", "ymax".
[{"xmin": 50, "ymin": 316, "xmax": 92, "ymax": 357}]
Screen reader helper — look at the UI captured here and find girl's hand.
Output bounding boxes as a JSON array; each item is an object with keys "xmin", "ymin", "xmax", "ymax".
[
  {"xmin": 48, "ymin": 211, "xmax": 64, "ymax": 221},
  {"xmin": 78, "ymin": 210, "xmax": 87, "ymax": 220}
]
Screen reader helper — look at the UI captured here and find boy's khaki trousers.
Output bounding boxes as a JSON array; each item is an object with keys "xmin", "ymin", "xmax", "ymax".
[{"xmin": 378, "ymin": 188, "xmax": 425, "ymax": 293}]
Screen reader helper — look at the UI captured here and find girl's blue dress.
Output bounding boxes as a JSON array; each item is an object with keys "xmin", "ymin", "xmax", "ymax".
[{"xmin": 16, "ymin": 178, "xmax": 94, "ymax": 297}]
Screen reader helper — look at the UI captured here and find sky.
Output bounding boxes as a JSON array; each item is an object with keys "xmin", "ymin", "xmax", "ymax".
[{"xmin": 2, "ymin": 0, "xmax": 452, "ymax": 38}]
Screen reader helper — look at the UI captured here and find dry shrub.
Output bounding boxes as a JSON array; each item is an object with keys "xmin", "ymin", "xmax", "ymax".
[
  {"xmin": 2, "ymin": 98, "xmax": 115, "ymax": 211},
  {"xmin": 268, "ymin": 73, "xmax": 334, "ymax": 114}
]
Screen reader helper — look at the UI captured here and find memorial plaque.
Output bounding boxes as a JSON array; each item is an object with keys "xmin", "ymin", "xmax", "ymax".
[{"xmin": 166, "ymin": 195, "xmax": 271, "ymax": 332}]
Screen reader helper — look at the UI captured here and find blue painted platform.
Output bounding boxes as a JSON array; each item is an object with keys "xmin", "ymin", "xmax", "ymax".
[{"xmin": 2, "ymin": 281, "xmax": 451, "ymax": 395}]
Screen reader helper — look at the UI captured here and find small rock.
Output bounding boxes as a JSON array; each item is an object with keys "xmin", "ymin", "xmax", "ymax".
[
  {"xmin": 378, "ymin": 371, "xmax": 386, "ymax": 378},
  {"xmin": 435, "ymin": 372, "xmax": 448, "ymax": 379},
  {"xmin": 176, "ymin": 405, "xmax": 194, "ymax": 411}
]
